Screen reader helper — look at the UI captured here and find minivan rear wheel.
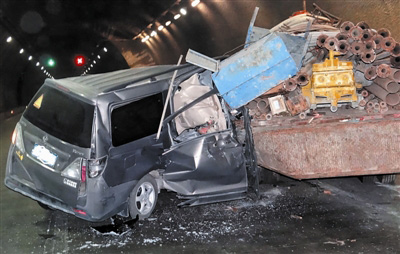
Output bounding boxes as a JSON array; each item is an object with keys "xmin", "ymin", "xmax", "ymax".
[{"xmin": 129, "ymin": 175, "xmax": 158, "ymax": 220}]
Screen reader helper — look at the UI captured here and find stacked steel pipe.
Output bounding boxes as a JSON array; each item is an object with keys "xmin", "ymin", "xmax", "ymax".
[{"xmin": 316, "ymin": 21, "xmax": 400, "ymax": 111}]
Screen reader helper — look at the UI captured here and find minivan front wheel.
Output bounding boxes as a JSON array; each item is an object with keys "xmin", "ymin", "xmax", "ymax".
[{"xmin": 129, "ymin": 175, "xmax": 158, "ymax": 220}]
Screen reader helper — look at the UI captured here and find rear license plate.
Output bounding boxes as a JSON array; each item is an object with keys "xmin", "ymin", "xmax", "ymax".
[{"xmin": 31, "ymin": 144, "xmax": 58, "ymax": 167}]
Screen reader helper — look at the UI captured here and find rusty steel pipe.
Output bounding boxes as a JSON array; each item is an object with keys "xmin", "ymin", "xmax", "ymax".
[
  {"xmin": 316, "ymin": 34, "xmax": 329, "ymax": 48},
  {"xmin": 373, "ymin": 102, "xmax": 380, "ymax": 110},
  {"xmin": 361, "ymin": 29, "xmax": 374, "ymax": 42},
  {"xmin": 391, "ymin": 43, "xmax": 400, "ymax": 57},
  {"xmin": 360, "ymin": 93, "xmax": 375, "ymax": 107},
  {"xmin": 361, "ymin": 90, "xmax": 369, "ymax": 97},
  {"xmin": 379, "ymin": 101, "xmax": 387, "ymax": 108},
  {"xmin": 377, "ymin": 28, "xmax": 391, "ymax": 38},
  {"xmin": 349, "ymin": 26, "xmax": 363, "ymax": 40},
  {"xmin": 355, "ymin": 62, "xmax": 369, "ymax": 72},
  {"xmin": 390, "ymin": 56, "xmax": 400, "ymax": 67},
  {"xmin": 364, "ymin": 66, "xmax": 378, "ymax": 80},
  {"xmin": 324, "ymin": 37, "xmax": 338, "ymax": 51},
  {"xmin": 367, "ymin": 99, "xmax": 377, "ymax": 108},
  {"xmin": 375, "ymin": 51, "xmax": 391, "ymax": 60},
  {"xmin": 365, "ymin": 84, "xmax": 389, "ymax": 101},
  {"xmin": 371, "ymin": 34, "xmax": 384, "ymax": 50},
  {"xmin": 295, "ymin": 72, "xmax": 309, "ymax": 87},
  {"xmin": 390, "ymin": 69, "xmax": 400, "ymax": 82},
  {"xmin": 380, "ymin": 106, "xmax": 389, "ymax": 113},
  {"xmin": 257, "ymin": 99, "xmax": 269, "ymax": 113},
  {"xmin": 374, "ymin": 77, "xmax": 400, "ymax": 93},
  {"xmin": 386, "ymin": 93, "xmax": 400, "ymax": 106},
  {"xmin": 337, "ymin": 40, "xmax": 349, "ymax": 53},
  {"xmin": 350, "ymin": 41, "xmax": 364, "ymax": 55},
  {"xmin": 364, "ymin": 41, "xmax": 376, "ymax": 52},
  {"xmin": 359, "ymin": 100, "xmax": 367, "ymax": 107},
  {"xmin": 377, "ymin": 64, "xmax": 392, "ymax": 78},
  {"xmin": 335, "ymin": 32, "xmax": 349, "ymax": 41},
  {"xmin": 340, "ymin": 21, "xmax": 354, "ymax": 34},
  {"xmin": 356, "ymin": 21, "xmax": 369, "ymax": 30},
  {"xmin": 284, "ymin": 78, "xmax": 297, "ymax": 92},
  {"xmin": 365, "ymin": 83, "xmax": 399, "ymax": 105},
  {"xmin": 381, "ymin": 37, "xmax": 396, "ymax": 51},
  {"xmin": 246, "ymin": 100, "xmax": 258, "ymax": 110},
  {"xmin": 361, "ymin": 51, "xmax": 376, "ymax": 64}
]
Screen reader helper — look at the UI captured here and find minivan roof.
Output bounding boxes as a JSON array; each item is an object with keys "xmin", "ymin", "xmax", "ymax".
[{"xmin": 49, "ymin": 64, "xmax": 193, "ymax": 100}]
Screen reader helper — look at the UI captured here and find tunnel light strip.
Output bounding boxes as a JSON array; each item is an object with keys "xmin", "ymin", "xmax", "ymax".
[{"xmin": 136, "ymin": 0, "xmax": 201, "ymax": 43}]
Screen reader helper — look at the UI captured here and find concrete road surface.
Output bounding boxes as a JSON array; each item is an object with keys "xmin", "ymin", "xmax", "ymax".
[{"xmin": 1, "ymin": 115, "xmax": 399, "ymax": 253}]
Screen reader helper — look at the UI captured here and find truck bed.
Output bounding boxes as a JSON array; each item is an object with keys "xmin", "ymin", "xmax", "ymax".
[{"xmin": 251, "ymin": 108, "xmax": 400, "ymax": 179}]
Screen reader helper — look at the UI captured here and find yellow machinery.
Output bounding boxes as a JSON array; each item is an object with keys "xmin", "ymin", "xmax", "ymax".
[{"xmin": 302, "ymin": 50, "xmax": 362, "ymax": 112}]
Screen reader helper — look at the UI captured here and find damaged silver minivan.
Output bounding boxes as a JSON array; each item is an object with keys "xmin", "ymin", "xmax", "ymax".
[{"xmin": 5, "ymin": 64, "xmax": 249, "ymax": 222}]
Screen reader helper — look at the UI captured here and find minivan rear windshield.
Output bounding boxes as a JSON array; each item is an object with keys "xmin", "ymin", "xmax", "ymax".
[{"xmin": 24, "ymin": 85, "xmax": 94, "ymax": 148}]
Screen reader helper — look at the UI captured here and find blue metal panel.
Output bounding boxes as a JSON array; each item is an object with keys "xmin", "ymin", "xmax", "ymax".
[{"xmin": 212, "ymin": 33, "xmax": 298, "ymax": 109}]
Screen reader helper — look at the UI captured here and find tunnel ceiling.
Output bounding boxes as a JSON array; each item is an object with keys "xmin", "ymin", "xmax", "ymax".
[{"xmin": 0, "ymin": 0, "xmax": 178, "ymax": 78}]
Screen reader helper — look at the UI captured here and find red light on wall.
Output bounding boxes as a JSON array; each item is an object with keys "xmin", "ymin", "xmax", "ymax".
[{"xmin": 74, "ymin": 55, "xmax": 86, "ymax": 67}]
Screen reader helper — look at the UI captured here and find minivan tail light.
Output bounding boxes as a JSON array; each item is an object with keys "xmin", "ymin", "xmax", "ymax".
[
  {"xmin": 61, "ymin": 158, "xmax": 82, "ymax": 181},
  {"xmin": 12, "ymin": 123, "xmax": 25, "ymax": 153},
  {"xmin": 81, "ymin": 159, "xmax": 87, "ymax": 182},
  {"xmin": 88, "ymin": 156, "xmax": 107, "ymax": 178}
]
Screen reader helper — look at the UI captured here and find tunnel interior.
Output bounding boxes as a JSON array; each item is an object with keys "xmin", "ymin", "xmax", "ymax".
[{"xmin": 0, "ymin": 0, "xmax": 399, "ymax": 114}]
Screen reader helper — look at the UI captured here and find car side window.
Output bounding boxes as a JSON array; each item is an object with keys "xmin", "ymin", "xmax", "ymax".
[{"xmin": 111, "ymin": 93, "xmax": 163, "ymax": 146}]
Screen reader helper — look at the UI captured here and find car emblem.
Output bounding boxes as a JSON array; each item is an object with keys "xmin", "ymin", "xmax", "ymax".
[{"xmin": 42, "ymin": 135, "xmax": 48, "ymax": 143}]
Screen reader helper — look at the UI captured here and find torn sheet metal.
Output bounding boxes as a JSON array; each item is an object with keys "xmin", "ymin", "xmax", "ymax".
[
  {"xmin": 173, "ymin": 73, "xmax": 227, "ymax": 134},
  {"xmin": 185, "ymin": 49, "xmax": 219, "ymax": 72},
  {"xmin": 161, "ymin": 131, "xmax": 248, "ymax": 206},
  {"xmin": 212, "ymin": 33, "xmax": 300, "ymax": 109}
]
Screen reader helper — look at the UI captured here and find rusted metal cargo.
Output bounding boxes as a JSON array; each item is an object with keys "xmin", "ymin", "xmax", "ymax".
[{"xmin": 252, "ymin": 110, "xmax": 400, "ymax": 179}]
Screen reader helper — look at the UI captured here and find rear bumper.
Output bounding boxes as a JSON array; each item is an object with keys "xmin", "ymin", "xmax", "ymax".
[{"xmin": 4, "ymin": 175, "xmax": 134, "ymax": 223}]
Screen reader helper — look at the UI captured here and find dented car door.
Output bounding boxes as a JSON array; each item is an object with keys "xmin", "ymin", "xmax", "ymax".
[{"xmin": 160, "ymin": 73, "xmax": 248, "ymax": 206}]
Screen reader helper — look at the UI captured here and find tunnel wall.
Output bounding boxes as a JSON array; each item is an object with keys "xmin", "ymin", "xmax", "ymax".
[{"xmin": 117, "ymin": 0, "xmax": 400, "ymax": 68}]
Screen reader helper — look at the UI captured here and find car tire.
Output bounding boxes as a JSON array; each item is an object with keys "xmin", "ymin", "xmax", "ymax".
[{"xmin": 129, "ymin": 175, "xmax": 158, "ymax": 220}]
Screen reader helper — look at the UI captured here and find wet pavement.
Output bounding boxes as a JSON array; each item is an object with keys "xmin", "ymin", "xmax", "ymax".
[{"xmin": 1, "ymin": 115, "xmax": 399, "ymax": 253}]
